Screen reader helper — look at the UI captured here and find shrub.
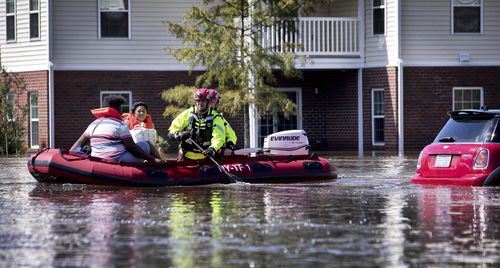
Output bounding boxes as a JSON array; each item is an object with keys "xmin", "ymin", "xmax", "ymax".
[{"xmin": 0, "ymin": 66, "xmax": 28, "ymax": 156}]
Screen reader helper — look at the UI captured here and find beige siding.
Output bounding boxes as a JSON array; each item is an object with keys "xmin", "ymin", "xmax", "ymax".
[
  {"xmin": 365, "ymin": 0, "xmax": 398, "ymax": 67},
  {"xmin": 53, "ymin": 0, "xmax": 198, "ymax": 70},
  {"xmin": 0, "ymin": 0, "xmax": 49, "ymax": 72},
  {"xmin": 402, "ymin": 0, "xmax": 500, "ymax": 66},
  {"xmin": 312, "ymin": 0, "xmax": 357, "ymax": 17}
]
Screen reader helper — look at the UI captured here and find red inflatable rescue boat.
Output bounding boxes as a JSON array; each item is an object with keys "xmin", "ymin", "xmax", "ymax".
[{"xmin": 27, "ymin": 130, "xmax": 337, "ymax": 186}]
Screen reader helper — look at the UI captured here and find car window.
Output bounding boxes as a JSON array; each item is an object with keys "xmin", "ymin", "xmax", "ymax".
[
  {"xmin": 434, "ymin": 118, "xmax": 498, "ymax": 143},
  {"xmin": 491, "ymin": 119, "xmax": 500, "ymax": 142}
]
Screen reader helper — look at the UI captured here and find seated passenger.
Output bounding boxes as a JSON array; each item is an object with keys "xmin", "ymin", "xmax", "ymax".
[
  {"xmin": 122, "ymin": 101, "xmax": 158, "ymax": 145},
  {"xmin": 70, "ymin": 95, "xmax": 163, "ymax": 164}
]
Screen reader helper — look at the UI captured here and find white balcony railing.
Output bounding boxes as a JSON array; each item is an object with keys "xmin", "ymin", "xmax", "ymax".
[{"xmin": 260, "ymin": 17, "xmax": 360, "ymax": 57}]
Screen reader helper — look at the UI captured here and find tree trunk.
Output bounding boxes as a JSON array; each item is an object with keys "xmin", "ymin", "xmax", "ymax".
[
  {"xmin": 4, "ymin": 130, "xmax": 8, "ymax": 157},
  {"xmin": 13, "ymin": 122, "xmax": 18, "ymax": 156}
]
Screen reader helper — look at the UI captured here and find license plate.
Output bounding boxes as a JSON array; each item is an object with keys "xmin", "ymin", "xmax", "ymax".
[{"xmin": 435, "ymin": 155, "xmax": 452, "ymax": 168}]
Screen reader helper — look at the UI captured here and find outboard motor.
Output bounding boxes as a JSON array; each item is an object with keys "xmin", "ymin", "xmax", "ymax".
[{"xmin": 263, "ymin": 130, "xmax": 310, "ymax": 156}]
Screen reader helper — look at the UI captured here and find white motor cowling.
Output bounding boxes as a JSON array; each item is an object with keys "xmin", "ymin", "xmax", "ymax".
[{"xmin": 263, "ymin": 130, "xmax": 310, "ymax": 156}]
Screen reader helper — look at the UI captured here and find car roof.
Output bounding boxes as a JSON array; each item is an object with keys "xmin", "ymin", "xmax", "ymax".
[{"xmin": 448, "ymin": 109, "xmax": 500, "ymax": 119}]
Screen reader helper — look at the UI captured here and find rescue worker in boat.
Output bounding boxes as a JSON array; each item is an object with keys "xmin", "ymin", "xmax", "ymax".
[
  {"xmin": 167, "ymin": 88, "xmax": 226, "ymax": 160},
  {"xmin": 206, "ymin": 89, "xmax": 237, "ymax": 152},
  {"xmin": 70, "ymin": 95, "xmax": 163, "ymax": 164}
]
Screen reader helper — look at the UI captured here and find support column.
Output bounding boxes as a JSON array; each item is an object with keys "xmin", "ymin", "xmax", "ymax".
[
  {"xmin": 249, "ymin": 103, "xmax": 258, "ymax": 148},
  {"xmin": 397, "ymin": 60, "xmax": 404, "ymax": 157},
  {"xmin": 396, "ymin": 0, "xmax": 404, "ymax": 156},
  {"xmin": 358, "ymin": 68, "xmax": 364, "ymax": 156}
]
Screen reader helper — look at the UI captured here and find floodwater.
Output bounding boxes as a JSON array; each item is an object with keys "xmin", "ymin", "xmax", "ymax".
[{"xmin": 1, "ymin": 154, "xmax": 499, "ymax": 267}]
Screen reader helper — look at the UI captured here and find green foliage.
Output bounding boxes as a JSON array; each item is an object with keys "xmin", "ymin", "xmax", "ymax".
[
  {"xmin": 156, "ymin": 134, "xmax": 169, "ymax": 152},
  {"xmin": 163, "ymin": 0, "xmax": 320, "ymax": 115},
  {"xmin": 161, "ymin": 84, "xmax": 250, "ymax": 118},
  {"xmin": 161, "ymin": 85, "xmax": 196, "ymax": 118},
  {"xmin": 0, "ymin": 66, "xmax": 28, "ymax": 156},
  {"xmin": 0, "ymin": 122, "xmax": 26, "ymax": 155},
  {"xmin": 163, "ymin": 0, "xmax": 324, "ymax": 145}
]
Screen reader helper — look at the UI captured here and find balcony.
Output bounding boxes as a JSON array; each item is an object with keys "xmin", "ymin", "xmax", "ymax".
[{"xmin": 260, "ymin": 17, "xmax": 360, "ymax": 57}]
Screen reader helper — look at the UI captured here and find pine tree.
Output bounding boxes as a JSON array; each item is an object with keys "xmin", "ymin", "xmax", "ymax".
[{"xmin": 163, "ymin": 0, "xmax": 319, "ymax": 146}]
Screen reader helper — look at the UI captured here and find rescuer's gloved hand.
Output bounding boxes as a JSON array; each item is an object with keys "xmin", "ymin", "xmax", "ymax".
[
  {"xmin": 225, "ymin": 141, "xmax": 234, "ymax": 150},
  {"xmin": 167, "ymin": 132, "xmax": 177, "ymax": 142},
  {"xmin": 178, "ymin": 131, "xmax": 191, "ymax": 141},
  {"xmin": 203, "ymin": 147, "xmax": 216, "ymax": 157},
  {"xmin": 168, "ymin": 131, "xmax": 191, "ymax": 142}
]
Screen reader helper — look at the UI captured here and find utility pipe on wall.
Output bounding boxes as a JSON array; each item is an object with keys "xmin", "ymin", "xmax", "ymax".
[
  {"xmin": 48, "ymin": 0, "xmax": 55, "ymax": 148},
  {"xmin": 397, "ymin": 59, "xmax": 404, "ymax": 157},
  {"xmin": 358, "ymin": 68, "xmax": 363, "ymax": 157},
  {"xmin": 357, "ymin": 0, "xmax": 365, "ymax": 156},
  {"xmin": 396, "ymin": 0, "xmax": 404, "ymax": 157}
]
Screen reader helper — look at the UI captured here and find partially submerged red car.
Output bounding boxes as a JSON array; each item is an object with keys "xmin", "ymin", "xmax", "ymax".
[{"xmin": 412, "ymin": 109, "xmax": 500, "ymax": 186}]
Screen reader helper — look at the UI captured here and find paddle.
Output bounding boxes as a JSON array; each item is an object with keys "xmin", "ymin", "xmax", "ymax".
[{"xmin": 186, "ymin": 138, "xmax": 242, "ymax": 183}]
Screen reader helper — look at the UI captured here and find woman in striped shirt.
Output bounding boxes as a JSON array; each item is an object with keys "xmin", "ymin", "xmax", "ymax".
[{"xmin": 70, "ymin": 95, "xmax": 163, "ymax": 164}]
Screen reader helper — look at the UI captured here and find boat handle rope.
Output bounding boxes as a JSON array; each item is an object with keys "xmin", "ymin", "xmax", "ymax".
[
  {"xmin": 31, "ymin": 147, "xmax": 50, "ymax": 174},
  {"xmin": 61, "ymin": 150, "xmax": 91, "ymax": 162}
]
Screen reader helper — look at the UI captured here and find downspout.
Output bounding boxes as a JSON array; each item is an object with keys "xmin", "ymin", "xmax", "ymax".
[
  {"xmin": 49, "ymin": 64, "xmax": 54, "ymax": 147},
  {"xmin": 397, "ymin": 60, "xmax": 403, "ymax": 156},
  {"xmin": 396, "ymin": 0, "xmax": 404, "ymax": 156},
  {"xmin": 48, "ymin": 0, "xmax": 55, "ymax": 147},
  {"xmin": 357, "ymin": 0, "xmax": 365, "ymax": 156},
  {"xmin": 358, "ymin": 69, "xmax": 363, "ymax": 156}
]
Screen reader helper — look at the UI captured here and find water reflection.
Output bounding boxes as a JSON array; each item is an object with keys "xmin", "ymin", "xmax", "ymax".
[
  {"xmin": 1, "ymin": 156, "xmax": 499, "ymax": 266},
  {"xmin": 28, "ymin": 186, "xmax": 144, "ymax": 267},
  {"xmin": 168, "ymin": 193, "xmax": 196, "ymax": 268},
  {"xmin": 382, "ymin": 192, "xmax": 407, "ymax": 267},
  {"xmin": 415, "ymin": 186, "xmax": 500, "ymax": 265}
]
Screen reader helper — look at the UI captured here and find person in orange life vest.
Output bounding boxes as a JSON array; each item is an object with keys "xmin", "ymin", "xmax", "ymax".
[
  {"xmin": 70, "ymin": 95, "xmax": 163, "ymax": 164},
  {"xmin": 122, "ymin": 101, "xmax": 159, "ymax": 145},
  {"xmin": 122, "ymin": 101, "xmax": 166, "ymax": 160},
  {"xmin": 206, "ymin": 89, "xmax": 237, "ymax": 151}
]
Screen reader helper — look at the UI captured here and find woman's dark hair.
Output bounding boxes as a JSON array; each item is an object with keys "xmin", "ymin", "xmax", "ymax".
[
  {"xmin": 105, "ymin": 95, "xmax": 126, "ymax": 111},
  {"xmin": 132, "ymin": 101, "xmax": 148, "ymax": 113}
]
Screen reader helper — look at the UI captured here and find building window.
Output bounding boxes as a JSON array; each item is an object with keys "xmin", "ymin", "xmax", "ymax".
[
  {"xmin": 100, "ymin": 91, "xmax": 132, "ymax": 114},
  {"xmin": 29, "ymin": 93, "xmax": 39, "ymax": 148},
  {"xmin": 6, "ymin": 0, "xmax": 16, "ymax": 42},
  {"xmin": 29, "ymin": 0, "xmax": 40, "ymax": 39},
  {"xmin": 452, "ymin": 0, "xmax": 481, "ymax": 33},
  {"xmin": 99, "ymin": 0, "xmax": 130, "ymax": 38},
  {"xmin": 372, "ymin": 89, "xmax": 384, "ymax": 145},
  {"xmin": 372, "ymin": 0, "xmax": 385, "ymax": 35},
  {"xmin": 453, "ymin": 87, "xmax": 483, "ymax": 110}
]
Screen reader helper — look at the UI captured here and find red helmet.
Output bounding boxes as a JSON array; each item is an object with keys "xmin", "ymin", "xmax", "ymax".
[
  {"xmin": 207, "ymin": 89, "xmax": 221, "ymax": 101},
  {"xmin": 193, "ymin": 88, "xmax": 210, "ymax": 101}
]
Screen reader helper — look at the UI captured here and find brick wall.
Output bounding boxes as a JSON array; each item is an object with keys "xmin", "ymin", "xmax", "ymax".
[
  {"xmin": 276, "ymin": 70, "xmax": 359, "ymax": 151},
  {"xmin": 363, "ymin": 67, "xmax": 398, "ymax": 151},
  {"xmin": 13, "ymin": 71, "xmax": 49, "ymax": 152},
  {"xmin": 47, "ymin": 67, "xmax": 500, "ymax": 154},
  {"xmin": 404, "ymin": 66, "xmax": 500, "ymax": 151},
  {"xmin": 54, "ymin": 70, "xmax": 360, "ymax": 152},
  {"xmin": 54, "ymin": 71, "xmax": 203, "ymax": 150}
]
